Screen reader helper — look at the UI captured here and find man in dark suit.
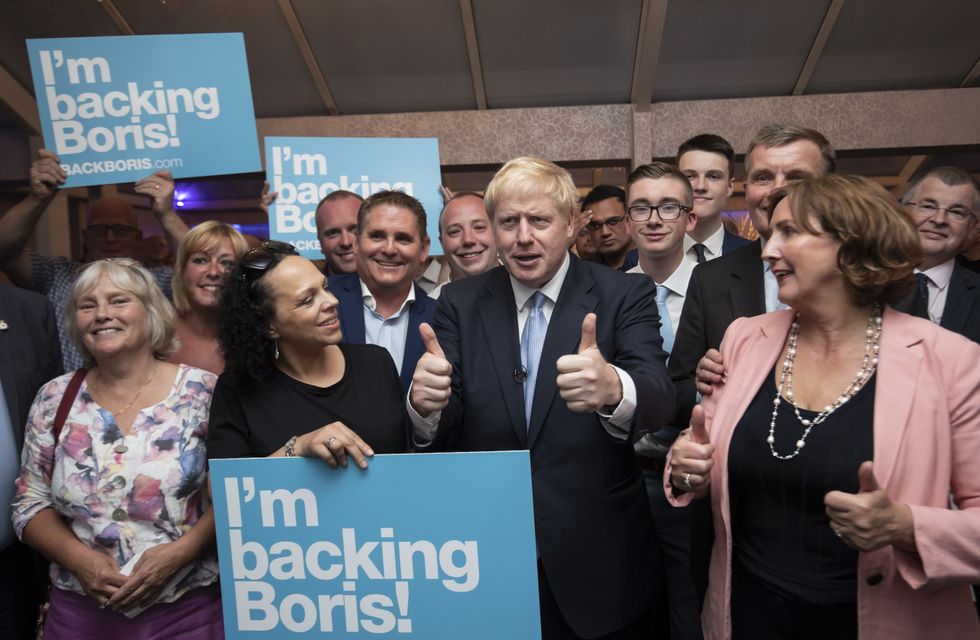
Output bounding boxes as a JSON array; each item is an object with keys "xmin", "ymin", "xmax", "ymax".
[
  {"xmin": 670, "ymin": 124, "xmax": 837, "ymax": 425},
  {"xmin": 409, "ymin": 157, "xmax": 674, "ymax": 640},
  {"xmin": 0, "ymin": 285, "xmax": 61, "ymax": 639},
  {"xmin": 677, "ymin": 134, "xmax": 752, "ymax": 264},
  {"xmin": 893, "ymin": 166, "xmax": 979, "ymax": 343},
  {"xmin": 328, "ymin": 190, "xmax": 437, "ymax": 392},
  {"xmin": 667, "ymin": 125, "xmax": 836, "ymax": 604}
]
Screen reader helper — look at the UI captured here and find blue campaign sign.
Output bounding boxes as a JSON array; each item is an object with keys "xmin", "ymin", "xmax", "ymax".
[
  {"xmin": 210, "ymin": 452, "xmax": 541, "ymax": 639},
  {"xmin": 26, "ymin": 33, "xmax": 260, "ymax": 187},
  {"xmin": 265, "ymin": 137, "xmax": 444, "ymax": 257}
]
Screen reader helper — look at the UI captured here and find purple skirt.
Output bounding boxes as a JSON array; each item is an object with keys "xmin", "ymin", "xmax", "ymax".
[{"xmin": 44, "ymin": 583, "xmax": 224, "ymax": 639}]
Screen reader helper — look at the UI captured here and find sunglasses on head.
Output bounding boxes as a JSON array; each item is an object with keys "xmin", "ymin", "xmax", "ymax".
[{"xmin": 240, "ymin": 240, "xmax": 299, "ymax": 283}]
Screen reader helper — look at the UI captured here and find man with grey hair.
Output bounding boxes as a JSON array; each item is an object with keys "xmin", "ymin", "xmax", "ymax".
[
  {"xmin": 667, "ymin": 124, "xmax": 835, "ymax": 603},
  {"xmin": 409, "ymin": 156, "xmax": 673, "ymax": 639},
  {"xmin": 894, "ymin": 166, "xmax": 979, "ymax": 342}
]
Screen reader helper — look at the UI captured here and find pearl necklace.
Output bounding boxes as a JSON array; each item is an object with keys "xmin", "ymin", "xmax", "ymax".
[{"xmin": 767, "ymin": 304, "xmax": 882, "ymax": 460}]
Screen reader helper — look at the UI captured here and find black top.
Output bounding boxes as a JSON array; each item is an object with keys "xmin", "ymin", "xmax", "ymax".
[
  {"xmin": 207, "ymin": 343, "xmax": 410, "ymax": 459},
  {"xmin": 729, "ymin": 366, "xmax": 875, "ymax": 606}
]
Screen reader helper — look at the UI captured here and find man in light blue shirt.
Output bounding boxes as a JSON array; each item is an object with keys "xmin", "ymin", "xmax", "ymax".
[{"xmin": 328, "ymin": 191, "xmax": 438, "ymax": 392}]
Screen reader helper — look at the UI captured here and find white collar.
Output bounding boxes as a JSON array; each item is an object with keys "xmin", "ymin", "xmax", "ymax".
[
  {"xmin": 628, "ymin": 256, "xmax": 695, "ymax": 296},
  {"xmin": 684, "ymin": 224, "xmax": 725, "ymax": 258},
  {"xmin": 510, "ymin": 252, "xmax": 571, "ymax": 310},
  {"xmin": 917, "ymin": 259, "xmax": 956, "ymax": 290},
  {"xmin": 360, "ymin": 277, "xmax": 416, "ymax": 314}
]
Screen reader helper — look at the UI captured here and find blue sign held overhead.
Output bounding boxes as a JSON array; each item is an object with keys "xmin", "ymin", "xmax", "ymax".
[
  {"xmin": 210, "ymin": 452, "xmax": 541, "ymax": 639},
  {"xmin": 27, "ymin": 33, "xmax": 260, "ymax": 187},
  {"xmin": 265, "ymin": 137, "xmax": 444, "ymax": 257}
]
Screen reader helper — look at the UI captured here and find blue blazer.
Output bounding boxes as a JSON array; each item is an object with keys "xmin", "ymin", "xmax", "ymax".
[
  {"xmin": 427, "ymin": 258, "xmax": 674, "ymax": 637},
  {"xmin": 327, "ymin": 273, "xmax": 437, "ymax": 392}
]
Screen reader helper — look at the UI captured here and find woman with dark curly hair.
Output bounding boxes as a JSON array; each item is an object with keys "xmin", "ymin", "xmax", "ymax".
[
  {"xmin": 667, "ymin": 174, "xmax": 980, "ymax": 639},
  {"xmin": 206, "ymin": 241, "xmax": 409, "ymax": 465}
]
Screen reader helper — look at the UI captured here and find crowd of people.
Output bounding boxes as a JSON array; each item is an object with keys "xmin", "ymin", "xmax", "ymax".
[{"xmin": 0, "ymin": 121, "xmax": 977, "ymax": 640}]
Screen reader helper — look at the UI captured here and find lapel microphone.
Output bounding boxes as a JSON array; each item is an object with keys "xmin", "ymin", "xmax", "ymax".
[{"xmin": 514, "ymin": 365, "xmax": 528, "ymax": 383}]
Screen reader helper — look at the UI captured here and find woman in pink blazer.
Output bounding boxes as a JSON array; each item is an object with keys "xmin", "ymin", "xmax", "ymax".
[{"xmin": 667, "ymin": 174, "xmax": 980, "ymax": 640}]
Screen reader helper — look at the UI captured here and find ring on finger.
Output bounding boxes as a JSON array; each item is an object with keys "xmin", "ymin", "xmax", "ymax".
[
  {"xmin": 326, "ymin": 436, "xmax": 337, "ymax": 446},
  {"xmin": 682, "ymin": 472, "xmax": 692, "ymax": 489}
]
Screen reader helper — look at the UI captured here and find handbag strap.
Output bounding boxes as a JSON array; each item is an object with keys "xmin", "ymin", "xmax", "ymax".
[{"xmin": 53, "ymin": 368, "xmax": 87, "ymax": 442}]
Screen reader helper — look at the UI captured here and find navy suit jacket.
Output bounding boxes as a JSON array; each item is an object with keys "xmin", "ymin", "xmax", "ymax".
[
  {"xmin": 426, "ymin": 258, "xmax": 673, "ymax": 637},
  {"xmin": 0, "ymin": 285, "xmax": 62, "ymax": 453},
  {"xmin": 327, "ymin": 273, "xmax": 437, "ymax": 392},
  {"xmin": 620, "ymin": 229, "xmax": 751, "ymax": 272},
  {"xmin": 893, "ymin": 262, "xmax": 979, "ymax": 343}
]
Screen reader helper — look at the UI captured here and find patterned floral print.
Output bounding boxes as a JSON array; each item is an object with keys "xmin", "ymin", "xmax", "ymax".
[{"xmin": 12, "ymin": 364, "xmax": 218, "ymax": 603}]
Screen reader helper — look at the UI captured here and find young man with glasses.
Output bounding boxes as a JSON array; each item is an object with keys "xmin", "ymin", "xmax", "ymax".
[
  {"xmin": 894, "ymin": 166, "xmax": 979, "ymax": 342},
  {"xmin": 625, "ymin": 162, "xmax": 703, "ymax": 640},
  {"xmin": 0, "ymin": 149, "xmax": 188, "ymax": 371},
  {"xmin": 582, "ymin": 185, "xmax": 634, "ymax": 270}
]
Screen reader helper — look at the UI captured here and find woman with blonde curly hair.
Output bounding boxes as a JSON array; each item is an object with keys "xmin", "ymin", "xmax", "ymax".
[
  {"xmin": 668, "ymin": 174, "xmax": 980, "ymax": 639},
  {"xmin": 169, "ymin": 220, "xmax": 248, "ymax": 373}
]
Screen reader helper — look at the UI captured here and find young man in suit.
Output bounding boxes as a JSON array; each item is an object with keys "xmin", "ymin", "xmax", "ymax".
[
  {"xmin": 327, "ymin": 190, "xmax": 437, "ymax": 392},
  {"xmin": 677, "ymin": 134, "xmax": 751, "ymax": 264},
  {"xmin": 409, "ymin": 157, "xmax": 674, "ymax": 639},
  {"xmin": 624, "ymin": 162, "xmax": 703, "ymax": 640},
  {"xmin": 894, "ymin": 166, "xmax": 979, "ymax": 342}
]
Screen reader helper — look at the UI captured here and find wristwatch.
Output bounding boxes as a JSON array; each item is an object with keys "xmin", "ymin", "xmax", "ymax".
[{"xmin": 284, "ymin": 435, "xmax": 298, "ymax": 457}]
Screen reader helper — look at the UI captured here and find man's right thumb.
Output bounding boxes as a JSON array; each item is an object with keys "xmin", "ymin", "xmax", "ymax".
[{"xmin": 420, "ymin": 323, "xmax": 445, "ymax": 358}]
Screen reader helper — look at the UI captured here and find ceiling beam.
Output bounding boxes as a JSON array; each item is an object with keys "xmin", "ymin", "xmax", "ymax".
[
  {"xmin": 0, "ymin": 64, "xmax": 40, "ymax": 134},
  {"xmin": 458, "ymin": 0, "xmax": 487, "ymax": 109},
  {"xmin": 276, "ymin": 0, "xmax": 340, "ymax": 116},
  {"xmin": 896, "ymin": 154, "xmax": 929, "ymax": 188},
  {"xmin": 792, "ymin": 0, "xmax": 845, "ymax": 95},
  {"xmin": 960, "ymin": 57, "xmax": 980, "ymax": 87},
  {"xmin": 629, "ymin": 0, "xmax": 668, "ymax": 111},
  {"xmin": 98, "ymin": 0, "xmax": 136, "ymax": 35}
]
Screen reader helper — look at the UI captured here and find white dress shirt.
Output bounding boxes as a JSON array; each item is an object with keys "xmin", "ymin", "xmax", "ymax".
[
  {"xmin": 683, "ymin": 224, "xmax": 726, "ymax": 265},
  {"xmin": 361, "ymin": 279, "xmax": 415, "ymax": 375},
  {"xmin": 916, "ymin": 259, "xmax": 955, "ymax": 325},
  {"xmin": 626, "ymin": 258, "xmax": 695, "ymax": 333}
]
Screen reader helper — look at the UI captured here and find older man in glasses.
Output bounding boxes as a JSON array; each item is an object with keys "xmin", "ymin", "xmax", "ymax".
[
  {"xmin": 0, "ymin": 148, "xmax": 188, "ymax": 370},
  {"xmin": 583, "ymin": 185, "xmax": 635, "ymax": 271},
  {"xmin": 894, "ymin": 166, "xmax": 979, "ymax": 343}
]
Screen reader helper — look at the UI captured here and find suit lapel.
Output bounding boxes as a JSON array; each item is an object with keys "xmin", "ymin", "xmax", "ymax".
[
  {"xmin": 527, "ymin": 260, "xmax": 598, "ymax": 449},
  {"xmin": 0, "ymin": 296, "xmax": 23, "ymax": 448},
  {"xmin": 338, "ymin": 276, "xmax": 366, "ymax": 344},
  {"xmin": 478, "ymin": 272, "xmax": 527, "ymax": 446},
  {"xmin": 940, "ymin": 265, "xmax": 975, "ymax": 335},
  {"xmin": 400, "ymin": 284, "xmax": 429, "ymax": 389},
  {"xmin": 728, "ymin": 241, "xmax": 765, "ymax": 318},
  {"xmin": 872, "ymin": 308, "xmax": 923, "ymax": 487}
]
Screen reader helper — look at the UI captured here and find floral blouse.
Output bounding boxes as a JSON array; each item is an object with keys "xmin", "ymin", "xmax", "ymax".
[{"xmin": 13, "ymin": 365, "xmax": 219, "ymax": 603}]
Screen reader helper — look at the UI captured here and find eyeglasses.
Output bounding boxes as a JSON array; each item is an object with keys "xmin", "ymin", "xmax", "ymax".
[
  {"xmin": 905, "ymin": 201, "xmax": 976, "ymax": 224},
  {"xmin": 240, "ymin": 240, "xmax": 298, "ymax": 283},
  {"xmin": 627, "ymin": 203, "xmax": 691, "ymax": 222},
  {"xmin": 586, "ymin": 216, "xmax": 626, "ymax": 232},
  {"xmin": 87, "ymin": 224, "xmax": 140, "ymax": 238}
]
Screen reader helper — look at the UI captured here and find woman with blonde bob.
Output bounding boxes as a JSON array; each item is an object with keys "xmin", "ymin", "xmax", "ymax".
[
  {"xmin": 169, "ymin": 220, "xmax": 249, "ymax": 373},
  {"xmin": 667, "ymin": 174, "xmax": 980, "ymax": 639},
  {"xmin": 13, "ymin": 258, "xmax": 222, "ymax": 639}
]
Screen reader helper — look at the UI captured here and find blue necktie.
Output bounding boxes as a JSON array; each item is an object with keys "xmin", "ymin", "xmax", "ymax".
[
  {"xmin": 520, "ymin": 291, "xmax": 548, "ymax": 428},
  {"xmin": 655, "ymin": 285, "xmax": 674, "ymax": 355}
]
